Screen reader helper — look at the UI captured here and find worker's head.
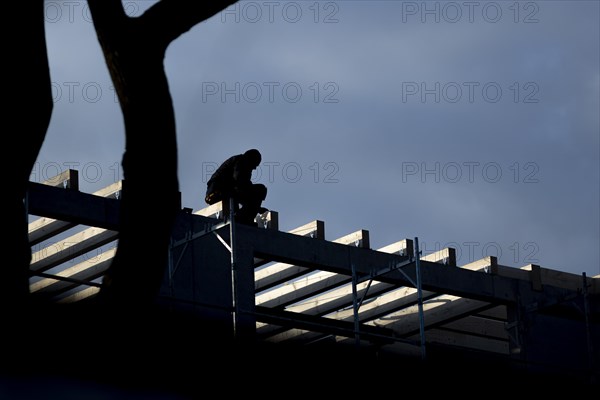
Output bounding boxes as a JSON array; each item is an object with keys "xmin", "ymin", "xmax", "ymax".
[{"xmin": 244, "ymin": 148, "xmax": 262, "ymax": 168}]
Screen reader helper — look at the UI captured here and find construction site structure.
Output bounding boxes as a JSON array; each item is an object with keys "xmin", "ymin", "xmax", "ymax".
[{"xmin": 21, "ymin": 170, "xmax": 600, "ymax": 392}]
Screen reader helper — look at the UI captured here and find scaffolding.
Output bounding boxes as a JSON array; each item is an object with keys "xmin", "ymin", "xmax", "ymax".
[{"xmin": 24, "ymin": 170, "xmax": 600, "ymax": 384}]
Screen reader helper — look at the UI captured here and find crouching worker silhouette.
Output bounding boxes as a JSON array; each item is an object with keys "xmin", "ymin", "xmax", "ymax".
[{"xmin": 205, "ymin": 149, "xmax": 268, "ymax": 226}]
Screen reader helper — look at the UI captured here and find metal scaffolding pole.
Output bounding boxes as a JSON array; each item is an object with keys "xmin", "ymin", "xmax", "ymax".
[
  {"xmin": 168, "ymin": 199, "xmax": 241, "ymax": 338},
  {"xmin": 414, "ymin": 237, "xmax": 426, "ymax": 361},
  {"xmin": 228, "ymin": 197, "xmax": 239, "ymax": 338},
  {"xmin": 582, "ymin": 272, "xmax": 595, "ymax": 383},
  {"xmin": 351, "ymin": 263, "xmax": 360, "ymax": 348},
  {"xmin": 346, "ymin": 238, "xmax": 426, "ymax": 357}
]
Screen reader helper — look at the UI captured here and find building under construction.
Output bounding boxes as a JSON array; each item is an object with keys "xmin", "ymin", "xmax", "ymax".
[{"xmin": 15, "ymin": 170, "xmax": 600, "ymax": 395}]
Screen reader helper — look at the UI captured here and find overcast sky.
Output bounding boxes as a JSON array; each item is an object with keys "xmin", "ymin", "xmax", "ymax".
[{"xmin": 36, "ymin": 0, "xmax": 599, "ymax": 278}]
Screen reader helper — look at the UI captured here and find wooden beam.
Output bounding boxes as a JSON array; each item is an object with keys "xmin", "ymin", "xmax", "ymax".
[
  {"xmin": 520, "ymin": 264, "xmax": 598, "ymax": 293},
  {"xmin": 330, "ymin": 258, "xmax": 505, "ymax": 344},
  {"xmin": 194, "ymin": 200, "xmax": 278, "ymax": 229},
  {"xmin": 256, "ymin": 271, "xmax": 347, "ymax": 309},
  {"xmin": 488, "ymin": 263, "xmax": 599, "ymax": 294},
  {"xmin": 266, "ymin": 286, "xmax": 432, "ymax": 344},
  {"xmin": 269, "ymin": 240, "xmax": 414, "ymax": 316},
  {"xmin": 263, "ymin": 327, "xmax": 312, "ymax": 344},
  {"xmin": 30, "ymin": 247, "xmax": 116, "ymax": 296},
  {"xmin": 329, "ymin": 254, "xmax": 487, "ymax": 324},
  {"xmin": 92, "ymin": 181, "xmax": 122, "ymax": 199},
  {"xmin": 237, "ymin": 223, "xmax": 549, "ymax": 304},
  {"xmin": 254, "ymin": 305, "xmax": 394, "ymax": 343},
  {"xmin": 288, "ymin": 220, "xmax": 324, "ymax": 239},
  {"xmin": 335, "ymin": 229, "xmax": 370, "ymax": 249},
  {"xmin": 489, "ymin": 263, "xmax": 531, "ymax": 281},
  {"xmin": 284, "ymin": 281, "xmax": 394, "ymax": 316},
  {"xmin": 255, "ymin": 230, "xmax": 371, "ymax": 308},
  {"xmin": 194, "ymin": 201, "xmax": 225, "ymax": 218},
  {"xmin": 239, "ymin": 222, "xmax": 408, "ymax": 275},
  {"xmin": 41, "ymin": 169, "xmax": 79, "ymax": 190},
  {"xmin": 28, "ymin": 181, "xmax": 123, "ymax": 245},
  {"xmin": 330, "ymin": 286, "xmax": 427, "ymax": 323},
  {"xmin": 258, "ymin": 246, "xmax": 460, "ymax": 314},
  {"xmin": 258, "ymin": 244, "xmax": 456, "ymax": 341},
  {"xmin": 241, "ymin": 223, "xmax": 578, "ymax": 308},
  {"xmin": 422, "ymin": 247, "xmax": 456, "ymax": 266},
  {"xmin": 255, "ymin": 227, "xmax": 367, "ymax": 292},
  {"xmin": 379, "ymin": 239, "xmax": 414, "ymax": 258},
  {"xmin": 344, "ymin": 256, "xmax": 497, "ymax": 336},
  {"xmin": 460, "ymin": 256, "xmax": 498, "ymax": 273},
  {"xmin": 406, "ymin": 328, "xmax": 510, "ymax": 354},
  {"xmin": 259, "ymin": 251, "xmax": 497, "ymax": 340},
  {"xmin": 29, "ymin": 227, "xmax": 118, "ymax": 274},
  {"xmin": 476, "ymin": 305, "xmax": 507, "ymax": 321},
  {"xmin": 27, "ymin": 182, "xmax": 120, "ymax": 230},
  {"xmin": 438, "ymin": 315, "xmax": 509, "ymax": 340},
  {"xmin": 254, "ymin": 220, "xmax": 325, "ymax": 289},
  {"xmin": 255, "ymin": 231, "xmax": 396, "ymax": 337},
  {"xmin": 57, "ymin": 286, "xmax": 100, "ymax": 303},
  {"xmin": 28, "ymin": 218, "xmax": 75, "ymax": 246},
  {"xmin": 366, "ymin": 294, "xmax": 495, "ymax": 337}
]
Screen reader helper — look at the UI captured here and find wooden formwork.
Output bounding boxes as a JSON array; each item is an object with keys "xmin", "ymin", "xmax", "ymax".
[{"xmin": 25, "ymin": 171, "xmax": 600, "ymax": 382}]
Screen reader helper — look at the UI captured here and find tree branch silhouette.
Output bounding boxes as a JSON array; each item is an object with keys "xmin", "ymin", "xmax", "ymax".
[
  {"xmin": 88, "ymin": 0, "xmax": 238, "ymax": 306},
  {"xmin": 2, "ymin": 1, "xmax": 53, "ymax": 309}
]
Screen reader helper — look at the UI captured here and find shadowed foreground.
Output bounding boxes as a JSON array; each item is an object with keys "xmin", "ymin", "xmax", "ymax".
[{"xmin": 2, "ymin": 302, "xmax": 597, "ymax": 399}]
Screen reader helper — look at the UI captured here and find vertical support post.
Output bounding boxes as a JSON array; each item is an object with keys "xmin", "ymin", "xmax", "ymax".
[
  {"xmin": 414, "ymin": 237, "xmax": 426, "ymax": 361},
  {"xmin": 228, "ymin": 198, "xmax": 256, "ymax": 343},
  {"xmin": 506, "ymin": 299, "xmax": 523, "ymax": 357},
  {"xmin": 23, "ymin": 192, "xmax": 28, "ymax": 219},
  {"xmin": 168, "ymin": 238, "xmax": 174, "ymax": 295},
  {"xmin": 351, "ymin": 263, "xmax": 360, "ymax": 348},
  {"xmin": 582, "ymin": 272, "xmax": 594, "ymax": 382},
  {"xmin": 229, "ymin": 196, "xmax": 238, "ymax": 337}
]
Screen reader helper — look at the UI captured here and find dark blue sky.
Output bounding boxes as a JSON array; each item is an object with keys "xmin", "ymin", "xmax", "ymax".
[{"xmin": 37, "ymin": 1, "xmax": 599, "ymax": 277}]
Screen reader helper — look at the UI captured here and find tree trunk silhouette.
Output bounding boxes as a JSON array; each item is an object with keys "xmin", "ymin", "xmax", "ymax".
[
  {"xmin": 88, "ymin": 0, "xmax": 238, "ymax": 306},
  {"xmin": 2, "ymin": 1, "xmax": 53, "ymax": 309}
]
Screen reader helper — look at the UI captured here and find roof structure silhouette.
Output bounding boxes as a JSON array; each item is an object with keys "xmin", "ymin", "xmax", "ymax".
[{"xmin": 14, "ymin": 169, "xmax": 600, "ymax": 395}]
